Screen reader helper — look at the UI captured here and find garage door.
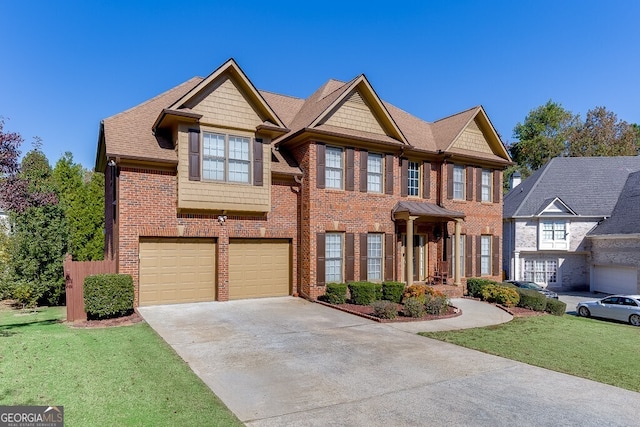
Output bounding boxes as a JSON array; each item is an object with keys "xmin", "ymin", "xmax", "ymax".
[
  {"xmin": 229, "ymin": 239, "xmax": 290, "ymax": 300},
  {"xmin": 139, "ymin": 238, "xmax": 216, "ymax": 306},
  {"xmin": 592, "ymin": 265, "xmax": 638, "ymax": 295}
]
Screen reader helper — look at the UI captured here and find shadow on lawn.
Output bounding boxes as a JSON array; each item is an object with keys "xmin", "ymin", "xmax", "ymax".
[{"xmin": 0, "ymin": 318, "xmax": 63, "ymax": 336}]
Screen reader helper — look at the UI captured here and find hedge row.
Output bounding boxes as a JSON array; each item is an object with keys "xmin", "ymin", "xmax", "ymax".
[
  {"xmin": 84, "ymin": 274, "xmax": 134, "ymax": 319},
  {"xmin": 466, "ymin": 278, "xmax": 566, "ymax": 315}
]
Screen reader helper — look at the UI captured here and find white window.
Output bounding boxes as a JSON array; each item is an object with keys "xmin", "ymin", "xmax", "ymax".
[
  {"xmin": 367, "ymin": 153, "xmax": 383, "ymax": 193},
  {"xmin": 367, "ymin": 234, "xmax": 383, "ymax": 281},
  {"xmin": 202, "ymin": 132, "xmax": 250, "ymax": 183},
  {"xmin": 539, "ymin": 220, "xmax": 568, "ymax": 250},
  {"xmin": 326, "ymin": 233, "xmax": 343, "ymax": 283},
  {"xmin": 325, "ymin": 147, "xmax": 343, "ymax": 189},
  {"xmin": 451, "ymin": 234, "xmax": 465, "ymax": 276},
  {"xmin": 453, "ymin": 165, "xmax": 465, "ymax": 200},
  {"xmin": 481, "ymin": 169, "xmax": 492, "ymax": 202},
  {"xmin": 408, "ymin": 161, "xmax": 419, "ymax": 196},
  {"xmin": 524, "ymin": 260, "xmax": 558, "ymax": 284},
  {"xmin": 481, "ymin": 235, "xmax": 491, "ymax": 276}
]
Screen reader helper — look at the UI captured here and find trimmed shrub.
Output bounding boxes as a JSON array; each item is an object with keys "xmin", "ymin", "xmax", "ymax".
[
  {"xmin": 84, "ymin": 274, "xmax": 134, "ymax": 319},
  {"xmin": 402, "ymin": 284, "xmax": 429, "ymax": 304},
  {"xmin": 545, "ymin": 298, "xmax": 566, "ymax": 316},
  {"xmin": 12, "ymin": 281, "xmax": 41, "ymax": 309},
  {"xmin": 481, "ymin": 284, "xmax": 520, "ymax": 307},
  {"xmin": 348, "ymin": 282, "xmax": 382, "ymax": 305},
  {"xmin": 403, "ymin": 296, "xmax": 426, "ymax": 318},
  {"xmin": 517, "ymin": 289, "xmax": 547, "ymax": 312},
  {"xmin": 425, "ymin": 293, "xmax": 449, "ymax": 315},
  {"xmin": 382, "ymin": 281, "xmax": 404, "ymax": 303},
  {"xmin": 466, "ymin": 278, "xmax": 497, "ymax": 298},
  {"xmin": 371, "ymin": 300, "xmax": 398, "ymax": 319},
  {"xmin": 324, "ymin": 283, "xmax": 347, "ymax": 304}
]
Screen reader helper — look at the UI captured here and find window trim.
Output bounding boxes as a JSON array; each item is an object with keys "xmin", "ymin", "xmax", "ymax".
[
  {"xmin": 481, "ymin": 169, "xmax": 492, "ymax": 202},
  {"xmin": 367, "ymin": 233, "xmax": 383, "ymax": 281},
  {"xmin": 407, "ymin": 160, "xmax": 420, "ymax": 197},
  {"xmin": 325, "ymin": 232, "xmax": 343, "ymax": 283},
  {"xmin": 325, "ymin": 146, "xmax": 344, "ymax": 190},
  {"xmin": 523, "ymin": 259, "xmax": 558, "ymax": 285},
  {"xmin": 201, "ymin": 131, "xmax": 251, "ymax": 183},
  {"xmin": 538, "ymin": 219, "xmax": 569, "ymax": 250},
  {"xmin": 367, "ymin": 153, "xmax": 383, "ymax": 193},
  {"xmin": 453, "ymin": 164, "xmax": 465, "ymax": 200},
  {"xmin": 480, "ymin": 235, "xmax": 491, "ymax": 276}
]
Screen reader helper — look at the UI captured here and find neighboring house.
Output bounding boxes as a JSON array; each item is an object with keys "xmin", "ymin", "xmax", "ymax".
[
  {"xmin": 96, "ymin": 58, "xmax": 511, "ymax": 306},
  {"xmin": 587, "ymin": 170, "xmax": 640, "ymax": 294},
  {"xmin": 503, "ymin": 156, "xmax": 640, "ymax": 291}
]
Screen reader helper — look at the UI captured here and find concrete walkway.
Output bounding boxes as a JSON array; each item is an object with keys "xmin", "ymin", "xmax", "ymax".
[{"xmin": 139, "ymin": 297, "xmax": 640, "ymax": 426}]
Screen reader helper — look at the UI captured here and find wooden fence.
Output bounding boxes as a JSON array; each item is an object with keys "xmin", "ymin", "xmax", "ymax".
[{"xmin": 64, "ymin": 254, "xmax": 116, "ymax": 321}]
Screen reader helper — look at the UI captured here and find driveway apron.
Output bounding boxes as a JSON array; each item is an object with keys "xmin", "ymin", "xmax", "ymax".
[{"xmin": 139, "ymin": 297, "xmax": 640, "ymax": 426}]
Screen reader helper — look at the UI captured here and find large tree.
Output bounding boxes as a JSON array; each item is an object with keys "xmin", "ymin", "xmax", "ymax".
[
  {"xmin": 510, "ymin": 100, "xmax": 576, "ymax": 173},
  {"xmin": 567, "ymin": 107, "xmax": 639, "ymax": 157}
]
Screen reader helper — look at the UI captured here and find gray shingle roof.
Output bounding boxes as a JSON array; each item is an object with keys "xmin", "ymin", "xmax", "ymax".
[
  {"xmin": 504, "ymin": 156, "xmax": 640, "ymax": 218},
  {"xmin": 589, "ymin": 171, "xmax": 640, "ymax": 235}
]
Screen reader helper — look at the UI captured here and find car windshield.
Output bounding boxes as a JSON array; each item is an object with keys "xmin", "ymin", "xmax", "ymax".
[{"xmin": 520, "ymin": 282, "xmax": 542, "ymax": 290}]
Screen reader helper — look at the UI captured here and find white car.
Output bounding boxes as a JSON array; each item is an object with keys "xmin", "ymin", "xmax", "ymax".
[{"xmin": 577, "ymin": 295, "xmax": 640, "ymax": 326}]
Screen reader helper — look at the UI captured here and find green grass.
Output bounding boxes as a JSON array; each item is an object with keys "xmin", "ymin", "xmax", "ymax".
[
  {"xmin": 421, "ymin": 314, "xmax": 640, "ymax": 392},
  {"xmin": 0, "ymin": 305, "xmax": 242, "ymax": 427}
]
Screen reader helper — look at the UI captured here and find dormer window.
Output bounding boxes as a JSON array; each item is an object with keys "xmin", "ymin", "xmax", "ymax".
[
  {"xmin": 539, "ymin": 220, "xmax": 568, "ymax": 250},
  {"xmin": 202, "ymin": 132, "xmax": 250, "ymax": 183}
]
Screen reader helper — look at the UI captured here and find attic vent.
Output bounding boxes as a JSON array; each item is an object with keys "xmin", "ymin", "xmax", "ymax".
[{"xmin": 347, "ymin": 91, "xmax": 366, "ymax": 106}]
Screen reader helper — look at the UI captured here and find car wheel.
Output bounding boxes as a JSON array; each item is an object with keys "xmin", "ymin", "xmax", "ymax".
[
  {"xmin": 629, "ymin": 314, "xmax": 640, "ymax": 327},
  {"xmin": 578, "ymin": 306, "xmax": 590, "ymax": 317}
]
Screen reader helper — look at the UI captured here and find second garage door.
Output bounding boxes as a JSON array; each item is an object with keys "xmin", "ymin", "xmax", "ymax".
[
  {"xmin": 592, "ymin": 265, "xmax": 638, "ymax": 295},
  {"xmin": 229, "ymin": 239, "xmax": 290, "ymax": 300}
]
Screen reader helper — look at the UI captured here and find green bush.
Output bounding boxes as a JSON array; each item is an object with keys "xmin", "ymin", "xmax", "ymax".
[
  {"xmin": 466, "ymin": 278, "xmax": 497, "ymax": 298},
  {"xmin": 11, "ymin": 281, "xmax": 42, "ymax": 309},
  {"xmin": 324, "ymin": 283, "xmax": 347, "ymax": 304},
  {"xmin": 371, "ymin": 300, "xmax": 398, "ymax": 319},
  {"xmin": 425, "ymin": 294, "xmax": 449, "ymax": 315},
  {"xmin": 382, "ymin": 281, "xmax": 405, "ymax": 303},
  {"xmin": 402, "ymin": 284, "xmax": 429, "ymax": 304},
  {"xmin": 348, "ymin": 282, "xmax": 382, "ymax": 305},
  {"xmin": 545, "ymin": 298, "xmax": 566, "ymax": 316},
  {"xmin": 84, "ymin": 274, "xmax": 134, "ymax": 319},
  {"xmin": 403, "ymin": 297, "xmax": 426, "ymax": 318},
  {"xmin": 481, "ymin": 284, "xmax": 520, "ymax": 307},
  {"xmin": 517, "ymin": 289, "xmax": 547, "ymax": 311}
]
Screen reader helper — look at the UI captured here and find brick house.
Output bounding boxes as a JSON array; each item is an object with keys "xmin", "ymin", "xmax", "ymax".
[{"xmin": 95, "ymin": 58, "xmax": 511, "ymax": 306}]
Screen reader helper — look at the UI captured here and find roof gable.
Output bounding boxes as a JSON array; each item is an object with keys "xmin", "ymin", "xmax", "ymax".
[{"xmin": 537, "ymin": 197, "xmax": 577, "ymax": 216}]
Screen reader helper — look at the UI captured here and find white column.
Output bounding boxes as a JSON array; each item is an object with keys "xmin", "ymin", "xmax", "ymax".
[
  {"xmin": 513, "ymin": 251, "xmax": 520, "ymax": 280},
  {"xmin": 454, "ymin": 219, "xmax": 462, "ymax": 286},
  {"xmin": 406, "ymin": 216, "xmax": 415, "ymax": 285}
]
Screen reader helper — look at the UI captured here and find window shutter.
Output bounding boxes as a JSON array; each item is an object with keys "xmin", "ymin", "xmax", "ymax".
[
  {"xmin": 493, "ymin": 235, "xmax": 500, "ymax": 277},
  {"xmin": 493, "ymin": 170, "xmax": 501, "ymax": 203},
  {"xmin": 385, "ymin": 233, "xmax": 394, "ymax": 281},
  {"xmin": 476, "ymin": 236, "xmax": 482, "ymax": 276},
  {"xmin": 385, "ymin": 154, "xmax": 394, "ymax": 195},
  {"xmin": 360, "ymin": 150, "xmax": 368, "ymax": 192},
  {"xmin": 316, "ymin": 143, "xmax": 325, "ymax": 189},
  {"xmin": 446, "ymin": 163, "xmax": 454, "ymax": 199},
  {"xmin": 360, "ymin": 233, "xmax": 368, "ymax": 281},
  {"xmin": 422, "ymin": 161, "xmax": 430, "ymax": 199},
  {"xmin": 253, "ymin": 138, "xmax": 263, "ymax": 186},
  {"xmin": 465, "ymin": 235, "xmax": 473, "ymax": 277},
  {"xmin": 346, "ymin": 147, "xmax": 354, "ymax": 191},
  {"xmin": 346, "ymin": 233, "xmax": 355, "ymax": 282},
  {"xmin": 476, "ymin": 167, "xmax": 482, "ymax": 202},
  {"xmin": 188, "ymin": 129, "xmax": 200, "ymax": 181},
  {"xmin": 400, "ymin": 158, "xmax": 408, "ymax": 197},
  {"xmin": 316, "ymin": 233, "xmax": 326, "ymax": 286},
  {"xmin": 466, "ymin": 165, "xmax": 473, "ymax": 201}
]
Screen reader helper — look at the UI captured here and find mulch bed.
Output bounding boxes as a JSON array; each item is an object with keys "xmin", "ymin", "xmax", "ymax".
[
  {"xmin": 498, "ymin": 305, "xmax": 548, "ymax": 318},
  {"xmin": 317, "ymin": 300, "xmax": 461, "ymax": 323},
  {"xmin": 69, "ymin": 311, "xmax": 144, "ymax": 328}
]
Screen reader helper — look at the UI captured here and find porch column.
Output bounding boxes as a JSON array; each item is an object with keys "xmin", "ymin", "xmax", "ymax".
[
  {"xmin": 513, "ymin": 251, "xmax": 520, "ymax": 281},
  {"xmin": 406, "ymin": 215, "xmax": 418, "ymax": 285},
  {"xmin": 454, "ymin": 218, "xmax": 462, "ymax": 286}
]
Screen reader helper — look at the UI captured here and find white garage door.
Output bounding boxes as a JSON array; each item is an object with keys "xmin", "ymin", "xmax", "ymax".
[
  {"xmin": 229, "ymin": 239, "xmax": 290, "ymax": 300},
  {"xmin": 139, "ymin": 238, "xmax": 216, "ymax": 306},
  {"xmin": 592, "ymin": 265, "xmax": 638, "ymax": 295}
]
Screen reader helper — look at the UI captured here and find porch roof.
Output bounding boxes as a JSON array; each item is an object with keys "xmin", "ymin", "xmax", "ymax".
[{"xmin": 392, "ymin": 201, "xmax": 465, "ymax": 220}]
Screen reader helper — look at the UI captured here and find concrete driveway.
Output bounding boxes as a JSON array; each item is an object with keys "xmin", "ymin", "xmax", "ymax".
[{"xmin": 139, "ymin": 297, "xmax": 640, "ymax": 426}]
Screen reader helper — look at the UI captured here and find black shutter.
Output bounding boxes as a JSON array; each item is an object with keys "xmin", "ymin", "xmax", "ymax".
[
  {"xmin": 316, "ymin": 233, "xmax": 326, "ymax": 286},
  {"xmin": 493, "ymin": 170, "xmax": 501, "ymax": 203},
  {"xmin": 476, "ymin": 236, "xmax": 482, "ymax": 276},
  {"xmin": 360, "ymin": 150, "xmax": 368, "ymax": 192},
  {"xmin": 316, "ymin": 143, "xmax": 325, "ymax": 189},
  {"xmin": 346, "ymin": 147, "xmax": 354, "ymax": 191},
  {"xmin": 253, "ymin": 138, "xmax": 263, "ymax": 186},
  {"xmin": 385, "ymin": 233, "xmax": 394, "ymax": 281},
  {"xmin": 188, "ymin": 129, "xmax": 200, "ymax": 181},
  {"xmin": 422, "ymin": 161, "xmax": 430, "ymax": 199},
  {"xmin": 385, "ymin": 154, "xmax": 394, "ymax": 195},
  {"xmin": 465, "ymin": 235, "xmax": 473, "ymax": 277},
  {"xmin": 446, "ymin": 163, "xmax": 454, "ymax": 199},
  {"xmin": 346, "ymin": 233, "xmax": 355, "ymax": 282},
  {"xmin": 466, "ymin": 165, "xmax": 473, "ymax": 201},
  {"xmin": 476, "ymin": 167, "xmax": 482, "ymax": 202},
  {"xmin": 400, "ymin": 158, "xmax": 408, "ymax": 197},
  {"xmin": 493, "ymin": 235, "xmax": 500, "ymax": 277},
  {"xmin": 360, "ymin": 233, "xmax": 368, "ymax": 281}
]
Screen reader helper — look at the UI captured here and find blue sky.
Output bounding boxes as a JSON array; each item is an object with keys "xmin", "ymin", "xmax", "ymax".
[{"xmin": 1, "ymin": 1, "xmax": 639, "ymax": 169}]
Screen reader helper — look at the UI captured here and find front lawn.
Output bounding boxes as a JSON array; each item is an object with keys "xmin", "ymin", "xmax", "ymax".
[
  {"xmin": 421, "ymin": 314, "xmax": 640, "ymax": 392},
  {"xmin": 0, "ymin": 305, "xmax": 242, "ymax": 426}
]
